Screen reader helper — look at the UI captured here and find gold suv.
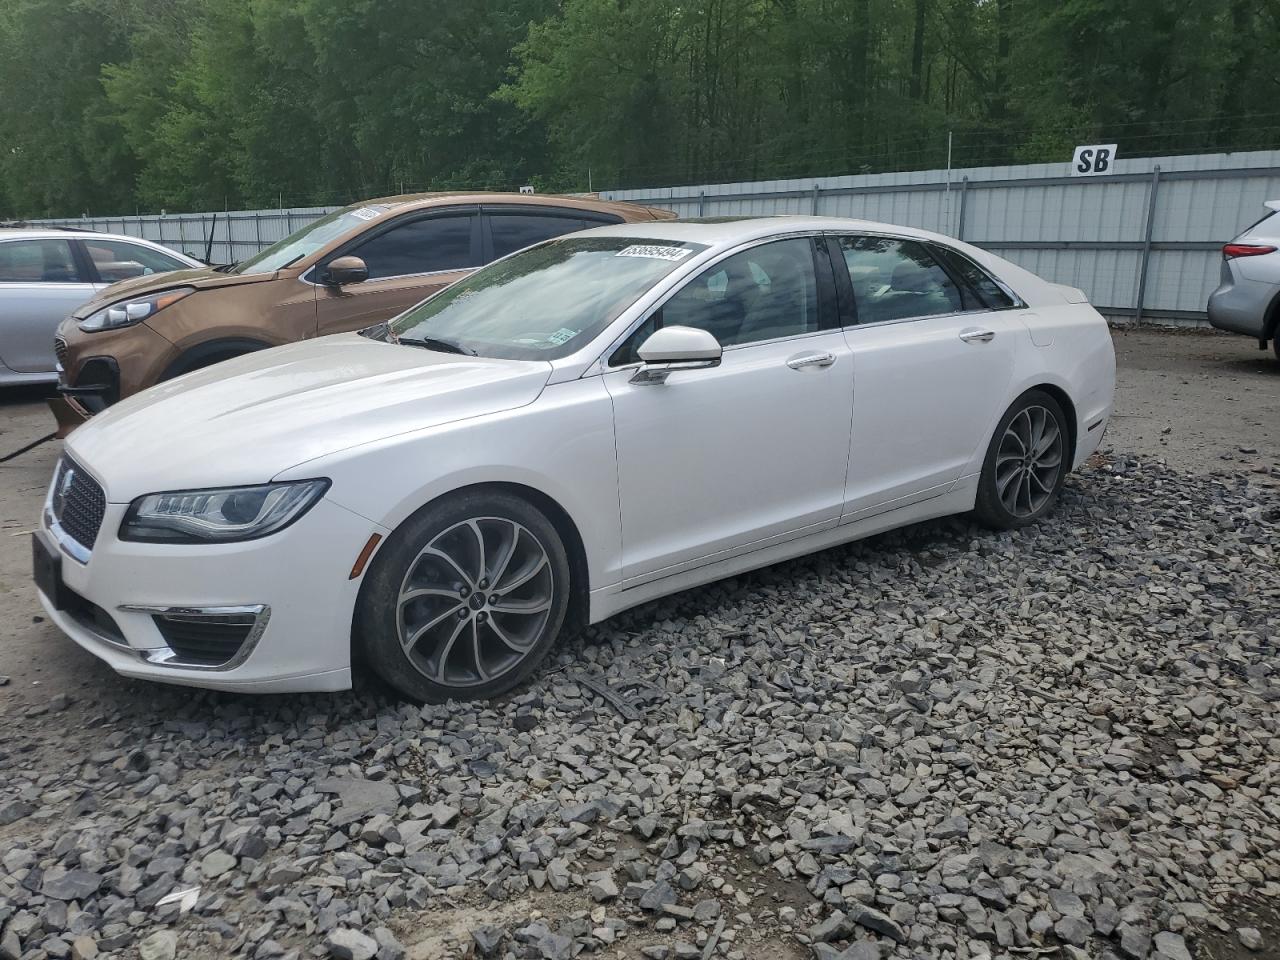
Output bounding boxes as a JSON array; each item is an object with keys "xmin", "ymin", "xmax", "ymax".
[{"xmin": 53, "ymin": 192, "xmax": 672, "ymax": 426}]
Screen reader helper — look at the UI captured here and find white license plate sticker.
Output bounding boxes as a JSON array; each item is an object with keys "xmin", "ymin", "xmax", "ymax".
[{"xmin": 615, "ymin": 245, "xmax": 692, "ymax": 261}]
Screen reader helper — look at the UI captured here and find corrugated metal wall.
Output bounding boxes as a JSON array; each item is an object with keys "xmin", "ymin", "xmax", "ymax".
[
  {"xmin": 37, "ymin": 207, "xmax": 340, "ymax": 270},
  {"xmin": 34, "ymin": 149, "xmax": 1280, "ymax": 319},
  {"xmin": 603, "ymin": 149, "xmax": 1280, "ymax": 320}
]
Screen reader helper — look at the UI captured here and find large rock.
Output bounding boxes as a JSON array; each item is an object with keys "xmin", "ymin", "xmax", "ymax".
[
  {"xmin": 325, "ymin": 929, "xmax": 378, "ymax": 960},
  {"xmin": 137, "ymin": 931, "xmax": 177, "ymax": 960}
]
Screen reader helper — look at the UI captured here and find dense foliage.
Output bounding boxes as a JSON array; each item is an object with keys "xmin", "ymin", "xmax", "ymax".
[{"xmin": 1, "ymin": 0, "xmax": 1277, "ymax": 217}]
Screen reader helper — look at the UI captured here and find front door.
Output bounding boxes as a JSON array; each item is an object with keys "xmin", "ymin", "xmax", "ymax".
[
  {"xmin": 0, "ymin": 238, "xmax": 96, "ymax": 374},
  {"xmin": 314, "ymin": 210, "xmax": 480, "ymax": 336},
  {"xmin": 832, "ymin": 235, "xmax": 1020, "ymax": 518},
  {"xmin": 603, "ymin": 237, "xmax": 854, "ymax": 585}
]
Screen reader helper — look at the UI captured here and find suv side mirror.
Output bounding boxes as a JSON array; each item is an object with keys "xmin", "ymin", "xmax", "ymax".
[
  {"xmin": 324, "ymin": 256, "xmax": 368, "ymax": 287},
  {"xmin": 631, "ymin": 325, "xmax": 722, "ymax": 385}
]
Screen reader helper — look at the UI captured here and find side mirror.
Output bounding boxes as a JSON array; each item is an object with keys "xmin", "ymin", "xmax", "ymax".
[
  {"xmin": 324, "ymin": 255, "xmax": 368, "ymax": 287},
  {"xmin": 631, "ymin": 325, "xmax": 722, "ymax": 385}
]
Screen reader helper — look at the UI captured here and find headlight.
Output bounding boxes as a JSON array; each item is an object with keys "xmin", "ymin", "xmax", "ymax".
[
  {"xmin": 119, "ymin": 479, "xmax": 329, "ymax": 543},
  {"xmin": 79, "ymin": 287, "xmax": 195, "ymax": 332}
]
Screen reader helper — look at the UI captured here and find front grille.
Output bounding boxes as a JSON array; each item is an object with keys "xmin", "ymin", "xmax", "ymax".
[
  {"xmin": 50, "ymin": 457, "xmax": 107, "ymax": 552},
  {"xmin": 54, "ymin": 336, "xmax": 68, "ymax": 367},
  {"xmin": 152, "ymin": 613, "xmax": 257, "ymax": 666}
]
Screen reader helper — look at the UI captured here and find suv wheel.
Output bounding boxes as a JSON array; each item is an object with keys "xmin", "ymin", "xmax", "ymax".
[{"xmin": 355, "ymin": 490, "xmax": 570, "ymax": 702}]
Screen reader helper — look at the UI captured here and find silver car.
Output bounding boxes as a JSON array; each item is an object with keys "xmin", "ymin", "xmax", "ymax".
[
  {"xmin": 0, "ymin": 228, "xmax": 201, "ymax": 387},
  {"xmin": 1208, "ymin": 200, "xmax": 1280, "ymax": 358}
]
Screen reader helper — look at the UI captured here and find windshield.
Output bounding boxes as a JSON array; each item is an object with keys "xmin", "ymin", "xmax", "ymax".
[
  {"xmin": 230, "ymin": 204, "xmax": 391, "ymax": 275},
  {"xmin": 389, "ymin": 236, "xmax": 708, "ymax": 360}
]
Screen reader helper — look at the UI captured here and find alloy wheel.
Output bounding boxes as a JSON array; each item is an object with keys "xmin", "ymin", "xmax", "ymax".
[
  {"xmin": 396, "ymin": 517, "xmax": 554, "ymax": 689},
  {"xmin": 994, "ymin": 404, "xmax": 1064, "ymax": 518}
]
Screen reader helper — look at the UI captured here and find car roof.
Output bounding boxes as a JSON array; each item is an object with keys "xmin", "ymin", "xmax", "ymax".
[
  {"xmin": 351, "ymin": 191, "xmax": 671, "ymax": 221},
  {"xmin": 570, "ymin": 214, "xmax": 960, "ymax": 247},
  {"xmin": 0, "ymin": 226, "xmax": 172, "ymax": 243}
]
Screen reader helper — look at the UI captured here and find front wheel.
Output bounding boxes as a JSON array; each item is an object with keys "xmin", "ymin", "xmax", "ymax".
[
  {"xmin": 355, "ymin": 490, "xmax": 570, "ymax": 702},
  {"xmin": 973, "ymin": 390, "xmax": 1070, "ymax": 529}
]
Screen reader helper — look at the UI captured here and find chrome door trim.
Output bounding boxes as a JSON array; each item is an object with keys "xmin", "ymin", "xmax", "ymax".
[{"xmin": 786, "ymin": 351, "xmax": 836, "ymax": 369}]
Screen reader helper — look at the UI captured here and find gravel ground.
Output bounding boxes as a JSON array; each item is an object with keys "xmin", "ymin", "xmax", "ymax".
[{"xmin": 0, "ymin": 328, "xmax": 1277, "ymax": 960}]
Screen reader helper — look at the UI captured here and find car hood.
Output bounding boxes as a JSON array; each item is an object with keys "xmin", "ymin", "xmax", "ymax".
[
  {"xmin": 65, "ymin": 334, "xmax": 553, "ymax": 502},
  {"xmin": 72, "ymin": 266, "xmax": 278, "ymax": 318}
]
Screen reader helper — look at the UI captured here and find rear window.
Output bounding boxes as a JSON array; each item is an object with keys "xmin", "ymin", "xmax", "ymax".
[
  {"xmin": 1237, "ymin": 210, "xmax": 1279, "ymax": 241},
  {"xmin": 931, "ymin": 244, "xmax": 1019, "ymax": 309},
  {"xmin": 489, "ymin": 212, "xmax": 616, "ymax": 259}
]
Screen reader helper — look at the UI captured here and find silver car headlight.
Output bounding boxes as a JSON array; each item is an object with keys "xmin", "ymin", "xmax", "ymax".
[
  {"xmin": 119, "ymin": 480, "xmax": 330, "ymax": 543},
  {"xmin": 79, "ymin": 287, "xmax": 195, "ymax": 332}
]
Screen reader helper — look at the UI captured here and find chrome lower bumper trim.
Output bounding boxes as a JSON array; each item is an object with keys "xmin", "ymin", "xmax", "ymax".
[{"xmin": 117, "ymin": 603, "xmax": 271, "ymax": 671}]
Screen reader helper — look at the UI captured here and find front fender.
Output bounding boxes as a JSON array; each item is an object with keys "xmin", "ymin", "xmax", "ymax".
[{"xmin": 276, "ymin": 377, "xmax": 624, "ymax": 593}]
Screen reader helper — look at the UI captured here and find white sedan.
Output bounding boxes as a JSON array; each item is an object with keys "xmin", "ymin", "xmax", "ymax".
[{"xmin": 33, "ymin": 217, "xmax": 1115, "ymax": 701}]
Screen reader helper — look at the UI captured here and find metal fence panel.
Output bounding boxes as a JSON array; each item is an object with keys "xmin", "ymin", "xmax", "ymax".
[
  {"xmin": 29, "ymin": 148, "xmax": 1280, "ymax": 320},
  {"xmin": 603, "ymin": 149, "xmax": 1280, "ymax": 320}
]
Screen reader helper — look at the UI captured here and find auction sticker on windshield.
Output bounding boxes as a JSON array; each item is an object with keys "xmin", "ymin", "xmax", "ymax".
[
  {"xmin": 350, "ymin": 206, "xmax": 385, "ymax": 221},
  {"xmin": 615, "ymin": 245, "xmax": 694, "ymax": 261}
]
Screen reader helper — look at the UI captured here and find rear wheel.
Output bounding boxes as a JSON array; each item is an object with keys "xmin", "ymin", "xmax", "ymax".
[
  {"xmin": 973, "ymin": 390, "xmax": 1069, "ymax": 529},
  {"xmin": 355, "ymin": 490, "xmax": 570, "ymax": 702}
]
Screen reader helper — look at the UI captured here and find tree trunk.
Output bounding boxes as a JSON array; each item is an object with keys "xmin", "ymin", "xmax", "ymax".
[{"xmin": 909, "ymin": 0, "xmax": 927, "ymax": 101}]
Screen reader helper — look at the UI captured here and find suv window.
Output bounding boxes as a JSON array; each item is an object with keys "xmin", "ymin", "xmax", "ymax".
[
  {"xmin": 837, "ymin": 236, "xmax": 962, "ymax": 323},
  {"xmin": 930, "ymin": 244, "xmax": 1018, "ymax": 309},
  {"xmin": 489, "ymin": 212, "xmax": 615, "ymax": 259},
  {"xmin": 351, "ymin": 214, "xmax": 477, "ymax": 280},
  {"xmin": 0, "ymin": 239, "xmax": 81, "ymax": 283},
  {"xmin": 611, "ymin": 237, "xmax": 819, "ymax": 364},
  {"xmin": 83, "ymin": 239, "xmax": 187, "ymax": 282}
]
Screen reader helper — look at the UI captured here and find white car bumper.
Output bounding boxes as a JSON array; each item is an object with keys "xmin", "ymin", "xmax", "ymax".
[{"xmin": 35, "ymin": 497, "xmax": 386, "ymax": 693}]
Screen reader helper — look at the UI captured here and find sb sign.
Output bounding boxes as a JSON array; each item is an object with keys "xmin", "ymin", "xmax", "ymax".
[{"xmin": 1072, "ymin": 144, "xmax": 1118, "ymax": 176}]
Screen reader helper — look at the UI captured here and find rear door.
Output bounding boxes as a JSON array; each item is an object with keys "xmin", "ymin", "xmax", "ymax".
[
  {"xmin": 832, "ymin": 234, "xmax": 1023, "ymax": 519},
  {"xmin": 0, "ymin": 238, "xmax": 95, "ymax": 373},
  {"xmin": 314, "ymin": 209, "xmax": 481, "ymax": 335}
]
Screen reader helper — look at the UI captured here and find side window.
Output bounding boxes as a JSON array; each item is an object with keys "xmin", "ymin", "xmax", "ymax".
[
  {"xmin": 0, "ymin": 239, "xmax": 81, "ymax": 283},
  {"xmin": 489, "ymin": 212, "xmax": 612, "ymax": 260},
  {"xmin": 83, "ymin": 239, "xmax": 186, "ymax": 282},
  {"xmin": 837, "ymin": 236, "xmax": 962, "ymax": 324},
  {"xmin": 351, "ymin": 215, "xmax": 476, "ymax": 280},
  {"xmin": 610, "ymin": 237, "xmax": 819, "ymax": 365},
  {"xmin": 931, "ymin": 244, "xmax": 1018, "ymax": 309}
]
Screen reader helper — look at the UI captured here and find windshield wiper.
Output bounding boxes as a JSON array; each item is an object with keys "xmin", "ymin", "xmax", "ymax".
[{"xmin": 395, "ymin": 336, "xmax": 476, "ymax": 356}]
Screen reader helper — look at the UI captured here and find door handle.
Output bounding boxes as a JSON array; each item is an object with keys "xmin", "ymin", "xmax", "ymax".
[
  {"xmin": 786, "ymin": 351, "xmax": 836, "ymax": 369},
  {"xmin": 959, "ymin": 328, "xmax": 996, "ymax": 344}
]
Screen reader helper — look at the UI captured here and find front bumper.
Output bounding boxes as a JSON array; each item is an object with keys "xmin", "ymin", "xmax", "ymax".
[{"xmin": 35, "ymin": 496, "xmax": 388, "ymax": 693}]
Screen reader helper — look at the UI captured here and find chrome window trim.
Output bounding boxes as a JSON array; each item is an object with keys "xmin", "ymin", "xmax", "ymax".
[
  {"xmin": 593, "ymin": 230, "xmax": 833, "ymax": 374},
  {"xmin": 117, "ymin": 603, "xmax": 272, "ymax": 672}
]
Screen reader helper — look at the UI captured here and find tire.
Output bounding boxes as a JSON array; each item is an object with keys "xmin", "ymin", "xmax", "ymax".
[
  {"xmin": 1273, "ymin": 337, "xmax": 1279, "ymax": 362},
  {"xmin": 355, "ymin": 490, "xmax": 571, "ymax": 702},
  {"xmin": 159, "ymin": 340, "xmax": 268, "ymax": 382},
  {"xmin": 973, "ymin": 389, "xmax": 1070, "ymax": 530}
]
